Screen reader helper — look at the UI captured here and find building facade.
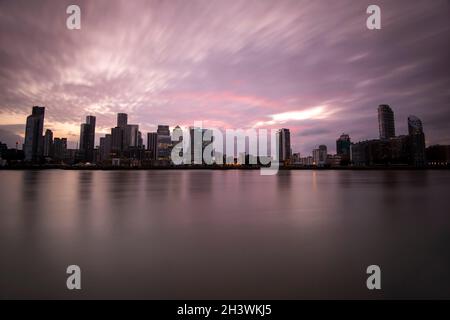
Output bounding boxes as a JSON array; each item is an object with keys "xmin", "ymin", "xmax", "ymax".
[
  {"xmin": 117, "ymin": 113, "xmax": 128, "ymax": 128},
  {"xmin": 79, "ymin": 115, "xmax": 96, "ymax": 162},
  {"xmin": 43, "ymin": 129, "xmax": 53, "ymax": 158},
  {"xmin": 426, "ymin": 145, "xmax": 450, "ymax": 166},
  {"xmin": 99, "ymin": 134, "xmax": 112, "ymax": 162},
  {"xmin": 336, "ymin": 134, "xmax": 351, "ymax": 164},
  {"xmin": 278, "ymin": 128, "xmax": 291, "ymax": 163},
  {"xmin": 408, "ymin": 115, "xmax": 426, "ymax": 167},
  {"xmin": 351, "ymin": 137, "xmax": 410, "ymax": 166},
  {"xmin": 147, "ymin": 132, "xmax": 158, "ymax": 160},
  {"xmin": 111, "ymin": 126, "xmax": 123, "ymax": 154},
  {"xmin": 378, "ymin": 104, "xmax": 396, "ymax": 139},
  {"xmin": 157, "ymin": 125, "xmax": 172, "ymax": 160},
  {"xmin": 53, "ymin": 137, "xmax": 67, "ymax": 161},
  {"xmin": 24, "ymin": 106, "xmax": 45, "ymax": 162},
  {"xmin": 313, "ymin": 145, "xmax": 327, "ymax": 167}
]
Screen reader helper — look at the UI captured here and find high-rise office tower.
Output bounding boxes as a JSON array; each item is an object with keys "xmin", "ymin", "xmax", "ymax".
[
  {"xmin": 53, "ymin": 137, "xmax": 67, "ymax": 160},
  {"xmin": 137, "ymin": 131, "xmax": 143, "ymax": 148},
  {"xmin": 79, "ymin": 115, "xmax": 96, "ymax": 162},
  {"xmin": 312, "ymin": 149, "xmax": 320, "ymax": 165},
  {"xmin": 147, "ymin": 132, "xmax": 158, "ymax": 160},
  {"xmin": 378, "ymin": 104, "xmax": 396, "ymax": 139},
  {"xmin": 111, "ymin": 127, "xmax": 124, "ymax": 154},
  {"xmin": 157, "ymin": 125, "xmax": 170, "ymax": 136},
  {"xmin": 43, "ymin": 129, "xmax": 53, "ymax": 157},
  {"xmin": 319, "ymin": 145, "xmax": 328, "ymax": 165},
  {"xmin": 313, "ymin": 145, "xmax": 328, "ymax": 166},
  {"xmin": 408, "ymin": 115, "xmax": 426, "ymax": 167},
  {"xmin": 408, "ymin": 115, "xmax": 423, "ymax": 135},
  {"xmin": 124, "ymin": 124, "xmax": 139, "ymax": 149},
  {"xmin": 99, "ymin": 134, "xmax": 112, "ymax": 161},
  {"xmin": 112, "ymin": 113, "xmax": 140, "ymax": 153},
  {"xmin": 336, "ymin": 134, "xmax": 351, "ymax": 158},
  {"xmin": 157, "ymin": 125, "xmax": 172, "ymax": 160},
  {"xmin": 110, "ymin": 113, "xmax": 130, "ymax": 154},
  {"xmin": 278, "ymin": 128, "xmax": 291, "ymax": 162},
  {"xmin": 189, "ymin": 127, "xmax": 204, "ymax": 164},
  {"xmin": 24, "ymin": 106, "xmax": 45, "ymax": 162},
  {"xmin": 117, "ymin": 113, "xmax": 128, "ymax": 128}
]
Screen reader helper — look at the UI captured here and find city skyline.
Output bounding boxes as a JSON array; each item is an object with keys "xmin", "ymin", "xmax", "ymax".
[
  {"xmin": 0, "ymin": 0, "xmax": 449, "ymax": 154},
  {"xmin": 9, "ymin": 103, "xmax": 433, "ymax": 168},
  {"xmin": 0, "ymin": 98, "xmax": 444, "ymax": 157},
  {"xmin": 12, "ymin": 103, "xmax": 411, "ymax": 145}
]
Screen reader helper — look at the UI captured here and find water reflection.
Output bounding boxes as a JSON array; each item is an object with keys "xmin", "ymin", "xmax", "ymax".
[
  {"xmin": 78, "ymin": 171, "xmax": 93, "ymax": 201},
  {"xmin": 1, "ymin": 170, "xmax": 449, "ymax": 299},
  {"xmin": 21, "ymin": 171, "xmax": 43, "ymax": 202}
]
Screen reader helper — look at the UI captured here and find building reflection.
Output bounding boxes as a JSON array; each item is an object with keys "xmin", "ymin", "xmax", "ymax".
[{"xmin": 77, "ymin": 170, "xmax": 93, "ymax": 201}]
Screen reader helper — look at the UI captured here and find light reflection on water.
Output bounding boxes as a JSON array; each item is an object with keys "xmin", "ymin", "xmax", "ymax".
[{"xmin": 0, "ymin": 170, "xmax": 449, "ymax": 299}]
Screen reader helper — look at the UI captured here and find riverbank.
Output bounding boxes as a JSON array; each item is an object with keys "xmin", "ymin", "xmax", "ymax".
[{"xmin": 1, "ymin": 164, "xmax": 449, "ymax": 171}]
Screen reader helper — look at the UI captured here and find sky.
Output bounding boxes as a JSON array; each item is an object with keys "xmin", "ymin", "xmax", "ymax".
[{"xmin": 0, "ymin": 0, "xmax": 449, "ymax": 154}]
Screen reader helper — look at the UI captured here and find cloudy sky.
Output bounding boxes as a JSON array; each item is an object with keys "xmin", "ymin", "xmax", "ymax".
[{"xmin": 0, "ymin": 0, "xmax": 449, "ymax": 153}]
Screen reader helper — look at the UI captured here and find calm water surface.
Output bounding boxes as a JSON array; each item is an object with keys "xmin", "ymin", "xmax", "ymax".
[{"xmin": 0, "ymin": 170, "xmax": 449, "ymax": 299}]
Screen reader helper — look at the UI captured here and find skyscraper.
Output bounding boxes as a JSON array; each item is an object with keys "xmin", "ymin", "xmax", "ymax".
[
  {"xmin": 124, "ymin": 124, "xmax": 139, "ymax": 149},
  {"xmin": 111, "ymin": 113, "xmax": 130, "ymax": 155},
  {"xmin": 157, "ymin": 125, "xmax": 172, "ymax": 160},
  {"xmin": 157, "ymin": 125, "xmax": 170, "ymax": 136},
  {"xmin": 117, "ymin": 113, "xmax": 128, "ymax": 128},
  {"xmin": 336, "ymin": 134, "xmax": 351, "ymax": 164},
  {"xmin": 408, "ymin": 115, "xmax": 423, "ymax": 135},
  {"xmin": 336, "ymin": 134, "xmax": 351, "ymax": 156},
  {"xmin": 53, "ymin": 137, "xmax": 67, "ymax": 161},
  {"xmin": 408, "ymin": 115, "xmax": 426, "ymax": 167},
  {"xmin": 313, "ymin": 145, "xmax": 327, "ymax": 166},
  {"xmin": 111, "ymin": 127, "xmax": 124, "ymax": 154},
  {"xmin": 110, "ymin": 113, "xmax": 141, "ymax": 154},
  {"xmin": 43, "ymin": 129, "xmax": 53, "ymax": 158},
  {"xmin": 99, "ymin": 134, "xmax": 112, "ymax": 161},
  {"xmin": 137, "ymin": 131, "xmax": 143, "ymax": 148},
  {"xmin": 278, "ymin": 128, "xmax": 291, "ymax": 162},
  {"xmin": 24, "ymin": 106, "xmax": 45, "ymax": 162},
  {"xmin": 147, "ymin": 132, "xmax": 158, "ymax": 160},
  {"xmin": 188, "ymin": 127, "xmax": 204, "ymax": 164},
  {"xmin": 378, "ymin": 104, "xmax": 395, "ymax": 139},
  {"xmin": 79, "ymin": 115, "xmax": 96, "ymax": 162}
]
